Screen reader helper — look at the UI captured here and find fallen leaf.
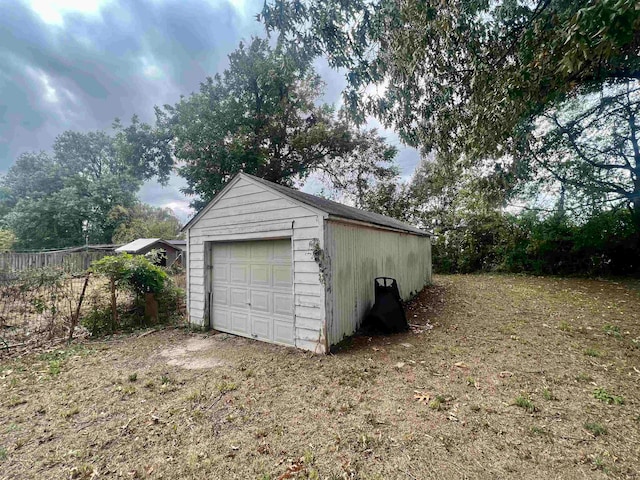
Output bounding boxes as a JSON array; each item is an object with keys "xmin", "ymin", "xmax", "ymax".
[
  {"xmin": 499, "ymin": 371, "xmax": 513, "ymax": 378},
  {"xmin": 395, "ymin": 362, "xmax": 406, "ymax": 369},
  {"xmin": 414, "ymin": 391, "xmax": 431, "ymax": 403},
  {"xmin": 454, "ymin": 362, "xmax": 468, "ymax": 369}
]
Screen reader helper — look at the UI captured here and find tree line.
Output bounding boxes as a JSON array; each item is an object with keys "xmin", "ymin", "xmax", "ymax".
[
  {"xmin": 3, "ymin": 0, "xmax": 640, "ymax": 276},
  {"xmin": 260, "ymin": 0, "xmax": 640, "ymax": 275}
]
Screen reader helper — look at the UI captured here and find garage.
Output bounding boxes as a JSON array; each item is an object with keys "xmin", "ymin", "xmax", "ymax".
[
  {"xmin": 182, "ymin": 172, "xmax": 432, "ymax": 353},
  {"xmin": 210, "ymin": 239, "xmax": 294, "ymax": 346}
]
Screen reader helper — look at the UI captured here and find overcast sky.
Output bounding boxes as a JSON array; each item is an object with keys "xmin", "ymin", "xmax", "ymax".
[{"xmin": 0, "ymin": 0, "xmax": 421, "ymax": 221}]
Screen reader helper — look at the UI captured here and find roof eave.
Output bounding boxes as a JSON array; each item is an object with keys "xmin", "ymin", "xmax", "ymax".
[{"xmin": 326, "ymin": 215, "xmax": 431, "ymax": 237}]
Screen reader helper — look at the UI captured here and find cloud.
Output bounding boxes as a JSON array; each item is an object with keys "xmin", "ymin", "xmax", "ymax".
[{"xmin": 1, "ymin": 0, "xmax": 421, "ymax": 219}]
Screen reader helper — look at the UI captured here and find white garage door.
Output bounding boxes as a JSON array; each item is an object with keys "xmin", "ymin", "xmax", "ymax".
[{"xmin": 210, "ymin": 239, "xmax": 294, "ymax": 346}]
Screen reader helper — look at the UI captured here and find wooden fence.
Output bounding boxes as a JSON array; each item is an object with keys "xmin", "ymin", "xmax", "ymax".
[{"xmin": 0, "ymin": 250, "xmax": 112, "ymax": 275}]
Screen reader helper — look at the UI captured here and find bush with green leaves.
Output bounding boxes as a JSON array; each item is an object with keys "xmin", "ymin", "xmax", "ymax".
[
  {"xmin": 90, "ymin": 253, "xmax": 168, "ymax": 295},
  {"xmin": 87, "ymin": 253, "xmax": 182, "ymax": 334}
]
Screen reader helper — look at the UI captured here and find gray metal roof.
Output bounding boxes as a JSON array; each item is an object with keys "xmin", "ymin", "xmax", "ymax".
[
  {"xmin": 115, "ymin": 238, "xmax": 177, "ymax": 253},
  {"xmin": 245, "ymin": 174, "xmax": 429, "ymax": 236}
]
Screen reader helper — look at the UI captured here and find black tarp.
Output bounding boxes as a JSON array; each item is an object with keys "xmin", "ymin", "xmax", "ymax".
[{"xmin": 362, "ymin": 277, "xmax": 408, "ymax": 334}]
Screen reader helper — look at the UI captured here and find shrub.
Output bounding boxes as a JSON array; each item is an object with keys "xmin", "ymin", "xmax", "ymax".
[
  {"xmin": 584, "ymin": 422, "xmax": 607, "ymax": 437},
  {"xmin": 88, "ymin": 253, "xmax": 176, "ymax": 334},
  {"xmin": 81, "ymin": 307, "xmax": 113, "ymax": 336},
  {"xmin": 593, "ymin": 387, "xmax": 624, "ymax": 405}
]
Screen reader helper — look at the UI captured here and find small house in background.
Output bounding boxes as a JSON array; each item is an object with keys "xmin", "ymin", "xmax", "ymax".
[
  {"xmin": 182, "ymin": 172, "xmax": 432, "ymax": 354},
  {"xmin": 115, "ymin": 238, "xmax": 185, "ymax": 267}
]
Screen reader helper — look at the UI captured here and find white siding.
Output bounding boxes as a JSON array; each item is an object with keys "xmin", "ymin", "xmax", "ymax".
[
  {"xmin": 187, "ymin": 176, "xmax": 327, "ymax": 353},
  {"xmin": 323, "ymin": 219, "xmax": 432, "ymax": 347}
]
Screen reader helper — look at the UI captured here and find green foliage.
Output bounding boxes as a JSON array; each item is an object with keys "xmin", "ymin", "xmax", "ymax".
[
  {"xmin": 90, "ymin": 253, "xmax": 168, "ymax": 295},
  {"xmin": 514, "ymin": 395, "xmax": 536, "ymax": 413},
  {"xmin": 262, "ymin": 0, "xmax": 640, "ymax": 164},
  {"xmin": 0, "ymin": 229, "xmax": 16, "ymax": 252},
  {"xmin": 156, "ymin": 37, "xmax": 398, "ymax": 209},
  {"xmin": 603, "ymin": 325, "xmax": 622, "ymax": 338},
  {"xmin": 80, "ymin": 307, "xmax": 113, "ymax": 336},
  {"xmin": 86, "ymin": 253, "xmax": 183, "ymax": 336},
  {"xmin": 110, "ymin": 203, "xmax": 182, "ymax": 244},
  {"xmin": 593, "ymin": 387, "xmax": 624, "ymax": 405},
  {"xmin": 1, "ymin": 123, "xmax": 171, "ymax": 250},
  {"xmin": 584, "ymin": 422, "xmax": 607, "ymax": 437},
  {"xmin": 431, "ymin": 209, "xmax": 639, "ymax": 276}
]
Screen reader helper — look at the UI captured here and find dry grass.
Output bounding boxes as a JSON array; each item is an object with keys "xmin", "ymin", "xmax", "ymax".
[{"xmin": 1, "ymin": 274, "xmax": 639, "ymax": 479}]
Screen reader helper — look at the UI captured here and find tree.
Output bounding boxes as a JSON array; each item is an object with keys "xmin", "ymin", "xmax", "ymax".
[
  {"xmin": 0, "ymin": 229, "xmax": 16, "ymax": 252},
  {"xmin": 521, "ymin": 80, "xmax": 640, "ymax": 228},
  {"xmin": 157, "ymin": 37, "xmax": 399, "ymax": 208},
  {"xmin": 1, "ymin": 124, "xmax": 169, "ymax": 250},
  {"xmin": 110, "ymin": 203, "xmax": 183, "ymax": 243},
  {"xmin": 1, "ymin": 152, "xmax": 63, "ymax": 205},
  {"xmin": 261, "ymin": 0, "xmax": 640, "ymax": 162}
]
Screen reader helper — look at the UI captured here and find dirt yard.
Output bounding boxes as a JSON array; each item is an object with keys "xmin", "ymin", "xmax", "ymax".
[{"xmin": 1, "ymin": 274, "xmax": 639, "ymax": 479}]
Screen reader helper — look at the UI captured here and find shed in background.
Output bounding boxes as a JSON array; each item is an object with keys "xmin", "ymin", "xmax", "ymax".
[
  {"xmin": 115, "ymin": 238, "xmax": 185, "ymax": 267},
  {"xmin": 182, "ymin": 173, "xmax": 432, "ymax": 353}
]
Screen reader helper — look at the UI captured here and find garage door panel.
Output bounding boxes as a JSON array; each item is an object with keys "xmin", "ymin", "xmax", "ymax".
[
  {"xmin": 273, "ymin": 265, "xmax": 292, "ymax": 288},
  {"xmin": 212, "ymin": 244, "xmax": 229, "ymax": 260},
  {"xmin": 231, "ymin": 311, "xmax": 250, "ymax": 335},
  {"xmin": 251, "ymin": 242, "xmax": 270, "ymax": 260},
  {"xmin": 230, "ymin": 288, "xmax": 248, "ymax": 308},
  {"xmin": 230, "ymin": 264, "xmax": 248, "ymax": 284},
  {"xmin": 274, "ymin": 320, "xmax": 294, "ymax": 345},
  {"xmin": 251, "ymin": 314, "xmax": 272, "ymax": 340},
  {"xmin": 250, "ymin": 264, "xmax": 270, "ymax": 286},
  {"xmin": 212, "ymin": 286, "xmax": 228, "ymax": 305},
  {"xmin": 250, "ymin": 290, "xmax": 270, "ymax": 312},
  {"xmin": 230, "ymin": 243, "xmax": 250, "ymax": 259},
  {"xmin": 212, "ymin": 264, "xmax": 228, "ymax": 282},
  {"xmin": 214, "ymin": 309, "xmax": 230, "ymax": 330},
  {"xmin": 272, "ymin": 240, "xmax": 291, "ymax": 260},
  {"xmin": 211, "ymin": 239, "xmax": 294, "ymax": 346}
]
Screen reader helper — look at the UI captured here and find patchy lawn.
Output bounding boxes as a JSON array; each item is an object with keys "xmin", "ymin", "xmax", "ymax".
[{"xmin": 1, "ymin": 274, "xmax": 639, "ymax": 479}]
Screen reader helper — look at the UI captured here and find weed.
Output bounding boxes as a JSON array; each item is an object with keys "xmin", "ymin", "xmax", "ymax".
[
  {"xmin": 62, "ymin": 406, "xmax": 80, "ymax": 418},
  {"xmin": 186, "ymin": 389, "xmax": 205, "ymax": 402},
  {"xmin": 584, "ymin": 422, "xmax": 607, "ymax": 437},
  {"xmin": 466, "ymin": 376, "xmax": 475, "ymax": 387},
  {"xmin": 38, "ymin": 345, "xmax": 88, "ymax": 362},
  {"xmin": 575, "ymin": 373, "xmax": 593, "ymax": 383},
  {"xmin": 217, "ymin": 381, "xmax": 237, "ymax": 394},
  {"xmin": 593, "ymin": 387, "xmax": 624, "ymax": 405},
  {"xmin": 0, "ymin": 447, "xmax": 6, "ymax": 461},
  {"xmin": 584, "ymin": 348, "xmax": 601, "ymax": 357},
  {"xmin": 48, "ymin": 360, "xmax": 61, "ymax": 376},
  {"xmin": 591, "ymin": 456, "xmax": 606, "ymax": 471},
  {"xmin": 303, "ymin": 449, "xmax": 314, "ymax": 464},
  {"xmin": 160, "ymin": 374, "xmax": 171, "ymax": 385},
  {"xmin": 69, "ymin": 464, "xmax": 96, "ymax": 479},
  {"xmin": 514, "ymin": 395, "xmax": 536, "ymax": 413},
  {"xmin": 128, "ymin": 373, "xmax": 137, "ymax": 382},
  {"xmin": 429, "ymin": 395, "xmax": 447, "ymax": 411},
  {"xmin": 122, "ymin": 386, "xmax": 136, "ymax": 396},
  {"xmin": 542, "ymin": 388, "xmax": 556, "ymax": 401},
  {"xmin": 558, "ymin": 321, "xmax": 572, "ymax": 332},
  {"xmin": 530, "ymin": 426, "xmax": 547, "ymax": 436},
  {"xmin": 603, "ymin": 324, "xmax": 622, "ymax": 338}
]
